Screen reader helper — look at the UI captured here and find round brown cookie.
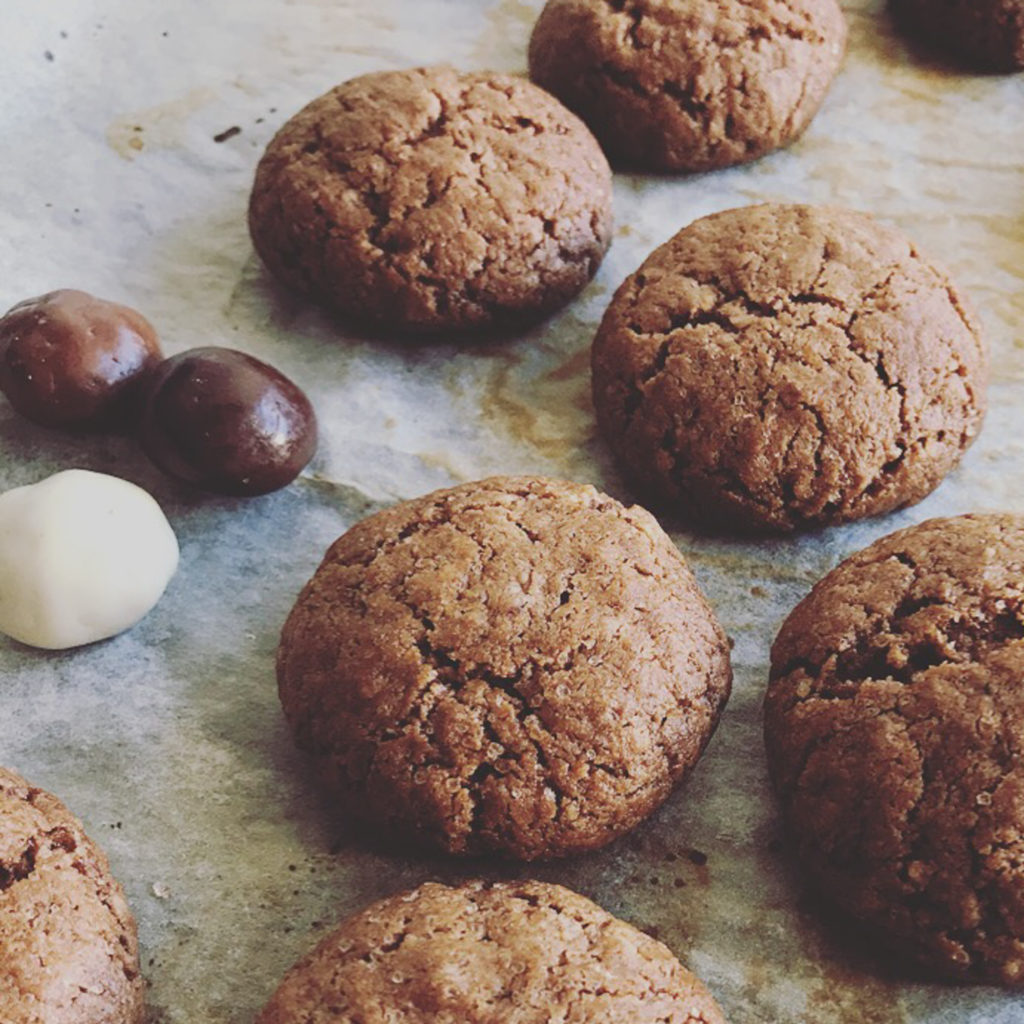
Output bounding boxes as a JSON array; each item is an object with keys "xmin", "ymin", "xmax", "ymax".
[
  {"xmin": 0, "ymin": 767, "xmax": 144, "ymax": 1023},
  {"xmin": 765, "ymin": 514, "xmax": 1024, "ymax": 985},
  {"xmin": 528, "ymin": 0, "xmax": 847, "ymax": 173},
  {"xmin": 248, "ymin": 66, "xmax": 613, "ymax": 334},
  {"xmin": 890, "ymin": 0, "xmax": 1024, "ymax": 72},
  {"xmin": 592, "ymin": 203, "xmax": 987, "ymax": 533},
  {"xmin": 277, "ymin": 475, "xmax": 731, "ymax": 860},
  {"xmin": 257, "ymin": 879, "xmax": 730, "ymax": 1024}
]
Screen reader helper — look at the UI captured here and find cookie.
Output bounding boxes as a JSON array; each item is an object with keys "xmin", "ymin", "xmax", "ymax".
[
  {"xmin": 256, "ymin": 879, "xmax": 730, "ymax": 1023},
  {"xmin": 0, "ymin": 766, "xmax": 144, "ymax": 1023},
  {"xmin": 765, "ymin": 514, "xmax": 1024, "ymax": 984},
  {"xmin": 277, "ymin": 475, "xmax": 731, "ymax": 860},
  {"xmin": 592, "ymin": 203, "xmax": 987, "ymax": 533},
  {"xmin": 528, "ymin": 0, "xmax": 847, "ymax": 173},
  {"xmin": 891, "ymin": 0, "xmax": 1024, "ymax": 71},
  {"xmin": 248, "ymin": 67, "xmax": 613, "ymax": 334}
]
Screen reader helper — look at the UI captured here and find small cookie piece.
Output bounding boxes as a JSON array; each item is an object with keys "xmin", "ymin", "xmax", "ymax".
[
  {"xmin": 248, "ymin": 67, "xmax": 613, "ymax": 334},
  {"xmin": 528, "ymin": 0, "xmax": 847, "ymax": 173},
  {"xmin": 0, "ymin": 766, "xmax": 145, "ymax": 1023},
  {"xmin": 891, "ymin": 0, "xmax": 1024, "ymax": 72},
  {"xmin": 765, "ymin": 515, "xmax": 1024, "ymax": 985},
  {"xmin": 277, "ymin": 476, "xmax": 731, "ymax": 860},
  {"xmin": 257, "ymin": 880, "xmax": 730, "ymax": 1024},
  {"xmin": 592, "ymin": 203, "xmax": 987, "ymax": 533},
  {"xmin": 0, "ymin": 289, "xmax": 161, "ymax": 430}
]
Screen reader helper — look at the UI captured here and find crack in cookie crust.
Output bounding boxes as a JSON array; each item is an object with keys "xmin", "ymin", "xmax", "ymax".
[
  {"xmin": 529, "ymin": 0, "xmax": 847, "ymax": 172},
  {"xmin": 764, "ymin": 515, "xmax": 1024, "ymax": 985},
  {"xmin": 249, "ymin": 67, "xmax": 613, "ymax": 333},
  {"xmin": 591, "ymin": 203, "xmax": 987, "ymax": 533},
  {"xmin": 256, "ymin": 880, "xmax": 730, "ymax": 1024},
  {"xmin": 277, "ymin": 476, "xmax": 731, "ymax": 860}
]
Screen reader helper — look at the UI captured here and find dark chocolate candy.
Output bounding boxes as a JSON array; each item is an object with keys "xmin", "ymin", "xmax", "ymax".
[
  {"xmin": 0, "ymin": 289, "xmax": 162, "ymax": 429},
  {"xmin": 139, "ymin": 347, "xmax": 317, "ymax": 496}
]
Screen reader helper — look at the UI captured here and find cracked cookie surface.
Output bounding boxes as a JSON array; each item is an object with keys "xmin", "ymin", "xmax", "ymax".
[
  {"xmin": 248, "ymin": 66, "xmax": 613, "ymax": 334},
  {"xmin": 891, "ymin": 0, "xmax": 1024, "ymax": 71},
  {"xmin": 528, "ymin": 0, "xmax": 847, "ymax": 172},
  {"xmin": 591, "ymin": 203, "xmax": 987, "ymax": 533},
  {"xmin": 256, "ymin": 879, "xmax": 730, "ymax": 1023},
  {"xmin": 0, "ymin": 766, "xmax": 144, "ymax": 1024},
  {"xmin": 277, "ymin": 475, "xmax": 731, "ymax": 860},
  {"xmin": 764, "ymin": 515, "xmax": 1024, "ymax": 984}
]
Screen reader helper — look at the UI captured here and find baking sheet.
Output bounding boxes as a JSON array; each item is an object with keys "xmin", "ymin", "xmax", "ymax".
[{"xmin": 2, "ymin": 0, "xmax": 1023, "ymax": 1020}]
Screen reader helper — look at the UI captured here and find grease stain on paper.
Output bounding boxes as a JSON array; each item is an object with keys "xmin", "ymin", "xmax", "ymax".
[
  {"xmin": 107, "ymin": 87, "xmax": 216, "ymax": 160},
  {"xmin": 479, "ymin": 350, "xmax": 593, "ymax": 463},
  {"xmin": 471, "ymin": 0, "xmax": 539, "ymax": 66},
  {"xmin": 415, "ymin": 450, "xmax": 470, "ymax": 482}
]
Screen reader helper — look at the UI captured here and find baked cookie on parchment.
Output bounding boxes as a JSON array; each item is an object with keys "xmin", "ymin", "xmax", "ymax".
[
  {"xmin": 249, "ymin": 67, "xmax": 613, "ymax": 334},
  {"xmin": 0, "ymin": 766, "xmax": 144, "ymax": 1024},
  {"xmin": 528, "ymin": 0, "xmax": 848, "ymax": 172},
  {"xmin": 592, "ymin": 202, "xmax": 987, "ymax": 533},
  {"xmin": 765, "ymin": 514, "xmax": 1024, "ymax": 984},
  {"xmin": 277, "ymin": 475, "xmax": 731, "ymax": 860},
  {"xmin": 256, "ymin": 879, "xmax": 730, "ymax": 1023}
]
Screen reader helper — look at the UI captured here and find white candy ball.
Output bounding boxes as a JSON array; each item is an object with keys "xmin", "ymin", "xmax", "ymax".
[{"xmin": 0, "ymin": 469, "xmax": 179, "ymax": 649}]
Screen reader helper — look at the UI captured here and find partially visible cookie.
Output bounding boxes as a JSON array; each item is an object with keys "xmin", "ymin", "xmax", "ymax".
[
  {"xmin": 249, "ymin": 67, "xmax": 613, "ymax": 334},
  {"xmin": 0, "ymin": 767, "xmax": 145, "ymax": 1023},
  {"xmin": 277, "ymin": 475, "xmax": 731, "ymax": 860},
  {"xmin": 592, "ymin": 203, "xmax": 987, "ymax": 533},
  {"xmin": 257, "ymin": 879, "xmax": 730, "ymax": 1023},
  {"xmin": 765, "ymin": 515, "xmax": 1024, "ymax": 984},
  {"xmin": 528, "ymin": 0, "xmax": 848, "ymax": 172},
  {"xmin": 891, "ymin": 0, "xmax": 1024, "ymax": 71}
]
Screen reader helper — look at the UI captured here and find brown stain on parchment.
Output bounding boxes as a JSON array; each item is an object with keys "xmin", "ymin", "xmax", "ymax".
[
  {"xmin": 683, "ymin": 546, "xmax": 824, "ymax": 586},
  {"xmin": 416, "ymin": 451, "xmax": 470, "ymax": 482},
  {"xmin": 478, "ymin": 347, "xmax": 594, "ymax": 462},
  {"xmin": 470, "ymin": 0, "xmax": 540, "ymax": 65},
  {"xmin": 802, "ymin": 958, "xmax": 907, "ymax": 1024},
  {"xmin": 546, "ymin": 347, "xmax": 590, "ymax": 383},
  {"xmin": 726, "ymin": 901, "xmax": 909, "ymax": 1023},
  {"xmin": 107, "ymin": 87, "xmax": 216, "ymax": 160}
]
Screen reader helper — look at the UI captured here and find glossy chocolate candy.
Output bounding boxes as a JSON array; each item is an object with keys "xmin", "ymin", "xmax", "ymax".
[
  {"xmin": 0, "ymin": 289, "xmax": 162, "ymax": 429},
  {"xmin": 139, "ymin": 347, "xmax": 317, "ymax": 496}
]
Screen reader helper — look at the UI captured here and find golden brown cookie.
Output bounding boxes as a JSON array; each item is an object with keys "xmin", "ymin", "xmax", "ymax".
[
  {"xmin": 248, "ymin": 66, "xmax": 613, "ymax": 334},
  {"xmin": 765, "ymin": 514, "xmax": 1024, "ymax": 984},
  {"xmin": 256, "ymin": 880, "xmax": 730, "ymax": 1023},
  {"xmin": 591, "ymin": 203, "xmax": 987, "ymax": 533},
  {"xmin": 0, "ymin": 766, "xmax": 145, "ymax": 1023},
  {"xmin": 528, "ymin": 0, "xmax": 848, "ymax": 172},
  {"xmin": 277, "ymin": 475, "xmax": 731, "ymax": 860},
  {"xmin": 891, "ymin": 0, "xmax": 1024, "ymax": 71}
]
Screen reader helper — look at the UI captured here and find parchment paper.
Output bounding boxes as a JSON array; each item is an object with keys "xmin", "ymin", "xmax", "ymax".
[{"xmin": 2, "ymin": 1, "xmax": 1023, "ymax": 1021}]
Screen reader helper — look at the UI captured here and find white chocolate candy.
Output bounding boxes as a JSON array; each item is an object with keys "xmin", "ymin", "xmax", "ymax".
[{"xmin": 0, "ymin": 469, "xmax": 179, "ymax": 649}]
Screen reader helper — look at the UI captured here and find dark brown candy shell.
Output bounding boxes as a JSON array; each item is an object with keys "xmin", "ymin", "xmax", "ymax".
[
  {"xmin": 139, "ymin": 347, "xmax": 317, "ymax": 496},
  {"xmin": 0, "ymin": 289, "xmax": 163, "ymax": 430}
]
